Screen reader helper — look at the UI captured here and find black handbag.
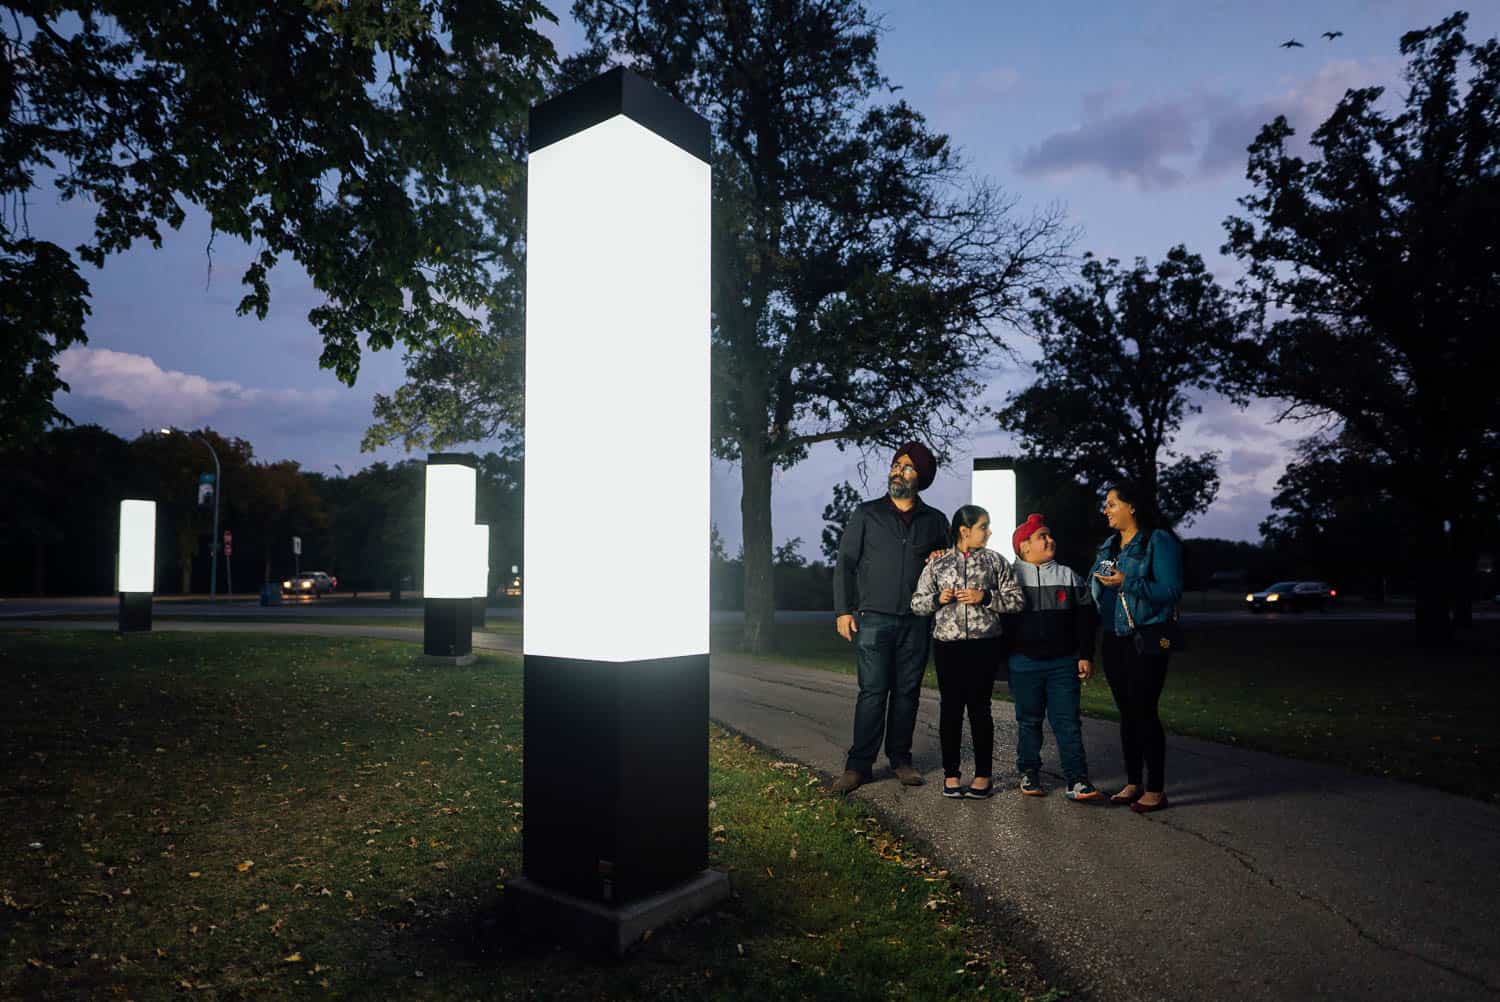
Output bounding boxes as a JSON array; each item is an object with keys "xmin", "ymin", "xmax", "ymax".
[{"xmin": 1118, "ymin": 583, "xmax": 1183, "ymax": 655}]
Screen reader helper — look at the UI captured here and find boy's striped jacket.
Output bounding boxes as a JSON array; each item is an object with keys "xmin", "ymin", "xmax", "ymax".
[{"xmin": 1008, "ymin": 559, "xmax": 1099, "ymax": 661}]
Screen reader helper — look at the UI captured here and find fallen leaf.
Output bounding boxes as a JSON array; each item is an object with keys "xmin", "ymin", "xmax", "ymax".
[
  {"xmin": 236, "ymin": 860, "xmax": 254, "ymax": 873},
  {"xmin": 284, "ymin": 952, "xmax": 303, "ymax": 963},
  {"xmin": 254, "ymin": 903, "xmax": 269, "ymax": 913},
  {"xmin": 188, "ymin": 871, "xmax": 201, "ymax": 879}
]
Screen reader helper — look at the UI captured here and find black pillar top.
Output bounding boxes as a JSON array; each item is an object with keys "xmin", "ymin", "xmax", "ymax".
[
  {"xmin": 972, "ymin": 458, "xmax": 1016, "ymax": 472},
  {"xmin": 529, "ymin": 66, "xmax": 710, "ymax": 163},
  {"xmin": 428, "ymin": 452, "xmax": 478, "ymax": 468}
]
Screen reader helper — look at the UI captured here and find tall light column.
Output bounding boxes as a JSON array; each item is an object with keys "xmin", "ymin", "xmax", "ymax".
[
  {"xmin": 422, "ymin": 454, "xmax": 478, "ymax": 663},
  {"xmin": 512, "ymin": 67, "xmax": 724, "ymax": 951},
  {"xmin": 117, "ymin": 499, "xmax": 157, "ymax": 632},
  {"xmin": 972, "ymin": 459, "xmax": 1019, "ymax": 562}
]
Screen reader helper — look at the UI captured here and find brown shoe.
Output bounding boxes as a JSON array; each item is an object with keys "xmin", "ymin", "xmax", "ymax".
[
  {"xmin": 893, "ymin": 763, "xmax": 925, "ymax": 787},
  {"xmin": 831, "ymin": 770, "xmax": 867, "ymax": 796}
]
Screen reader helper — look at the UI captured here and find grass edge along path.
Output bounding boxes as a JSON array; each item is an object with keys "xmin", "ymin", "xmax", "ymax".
[
  {"xmin": 0, "ymin": 630, "xmax": 1063, "ymax": 1001},
  {"xmin": 710, "ymin": 620, "xmax": 1500, "ymax": 806}
]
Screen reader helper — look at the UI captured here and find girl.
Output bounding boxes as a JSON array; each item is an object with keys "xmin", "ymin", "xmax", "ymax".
[{"xmin": 911, "ymin": 506, "xmax": 1025, "ymax": 798}]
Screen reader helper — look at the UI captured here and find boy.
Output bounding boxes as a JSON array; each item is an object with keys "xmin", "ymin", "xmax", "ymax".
[{"xmin": 1008, "ymin": 513, "xmax": 1102, "ymax": 801}]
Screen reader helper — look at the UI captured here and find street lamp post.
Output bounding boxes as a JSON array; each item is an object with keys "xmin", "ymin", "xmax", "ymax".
[{"xmin": 162, "ymin": 428, "xmax": 221, "ymax": 602}]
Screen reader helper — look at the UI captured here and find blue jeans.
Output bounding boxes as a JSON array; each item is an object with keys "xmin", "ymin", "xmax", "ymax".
[
  {"xmin": 1010, "ymin": 658, "xmax": 1089, "ymax": 782},
  {"xmin": 846, "ymin": 611, "xmax": 930, "ymax": 775}
]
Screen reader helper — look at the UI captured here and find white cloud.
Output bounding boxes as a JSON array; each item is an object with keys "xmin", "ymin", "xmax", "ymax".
[
  {"xmin": 1017, "ymin": 58, "xmax": 1398, "ymax": 190},
  {"xmin": 57, "ymin": 346, "xmax": 340, "ymax": 432}
]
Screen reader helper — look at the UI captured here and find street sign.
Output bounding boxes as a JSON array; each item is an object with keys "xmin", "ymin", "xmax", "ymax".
[
  {"xmin": 197, "ymin": 474, "xmax": 215, "ymax": 507},
  {"xmin": 223, "ymin": 529, "xmax": 232, "ymax": 557},
  {"xmin": 292, "ymin": 536, "xmax": 301, "ymax": 556}
]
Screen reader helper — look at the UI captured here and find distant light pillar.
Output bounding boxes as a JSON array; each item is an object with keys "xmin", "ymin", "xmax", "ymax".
[
  {"xmin": 511, "ymin": 66, "xmax": 724, "ymax": 951},
  {"xmin": 117, "ymin": 499, "xmax": 157, "ymax": 633},
  {"xmin": 422, "ymin": 454, "xmax": 478, "ymax": 663},
  {"xmin": 972, "ymin": 459, "xmax": 1019, "ymax": 562}
]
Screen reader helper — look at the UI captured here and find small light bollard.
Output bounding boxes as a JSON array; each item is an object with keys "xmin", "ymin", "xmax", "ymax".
[
  {"xmin": 117, "ymin": 499, "xmax": 156, "ymax": 633},
  {"xmin": 422, "ymin": 454, "xmax": 478, "ymax": 664}
]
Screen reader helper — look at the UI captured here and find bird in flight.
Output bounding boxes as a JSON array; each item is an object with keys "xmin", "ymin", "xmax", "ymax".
[
  {"xmin": 1280, "ymin": 38, "xmax": 1304, "ymax": 48},
  {"xmin": 1322, "ymin": 31, "xmax": 1343, "ymax": 40}
]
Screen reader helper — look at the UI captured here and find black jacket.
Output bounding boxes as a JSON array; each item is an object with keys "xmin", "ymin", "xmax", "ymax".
[
  {"xmin": 833, "ymin": 497, "xmax": 949, "ymax": 617},
  {"xmin": 1007, "ymin": 559, "xmax": 1099, "ymax": 662}
]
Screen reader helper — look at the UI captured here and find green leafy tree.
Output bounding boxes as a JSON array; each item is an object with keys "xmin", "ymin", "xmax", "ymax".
[
  {"xmin": 562, "ymin": 0, "xmax": 1071, "ymax": 651},
  {"xmin": 1221, "ymin": 12, "xmax": 1500, "ymax": 637},
  {"xmin": 1, "ymin": 1, "xmax": 555, "ymax": 449},
  {"xmin": 995, "ymin": 246, "xmax": 1242, "ymax": 527}
]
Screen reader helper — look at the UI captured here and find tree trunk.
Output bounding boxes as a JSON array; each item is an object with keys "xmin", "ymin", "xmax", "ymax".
[
  {"xmin": 739, "ymin": 446, "xmax": 776, "ymax": 653},
  {"xmin": 1451, "ymin": 517, "xmax": 1475, "ymax": 629}
]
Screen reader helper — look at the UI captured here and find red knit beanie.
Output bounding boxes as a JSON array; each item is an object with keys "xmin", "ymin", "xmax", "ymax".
[{"xmin": 1012, "ymin": 513, "xmax": 1047, "ymax": 555}]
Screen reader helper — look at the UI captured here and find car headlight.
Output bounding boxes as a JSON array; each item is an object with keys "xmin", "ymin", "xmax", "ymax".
[
  {"xmin": 1267, "ymin": 593, "xmax": 1279, "ymax": 602},
  {"xmin": 1245, "ymin": 594, "xmax": 1254, "ymax": 602},
  {"xmin": 283, "ymin": 580, "xmax": 291, "ymax": 588}
]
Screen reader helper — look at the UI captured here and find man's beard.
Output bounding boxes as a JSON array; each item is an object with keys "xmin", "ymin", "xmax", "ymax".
[{"xmin": 888, "ymin": 477, "xmax": 915, "ymax": 500}]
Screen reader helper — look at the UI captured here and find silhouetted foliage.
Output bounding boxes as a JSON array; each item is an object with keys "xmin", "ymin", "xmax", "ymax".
[
  {"xmin": 2, "ymin": 2, "xmax": 554, "ymax": 448},
  {"xmin": 996, "ymin": 246, "xmax": 1243, "ymax": 528},
  {"xmin": 1222, "ymin": 12, "xmax": 1500, "ymax": 635}
]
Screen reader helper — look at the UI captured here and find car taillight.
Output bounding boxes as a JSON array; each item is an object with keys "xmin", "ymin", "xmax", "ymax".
[{"xmin": 1330, "ymin": 589, "xmax": 1337, "ymax": 597}]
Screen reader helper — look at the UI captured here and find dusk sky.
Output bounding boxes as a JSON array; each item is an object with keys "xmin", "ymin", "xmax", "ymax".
[{"xmin": 46, "ymin": 1, "xmax": 1496, "ymax": 556}]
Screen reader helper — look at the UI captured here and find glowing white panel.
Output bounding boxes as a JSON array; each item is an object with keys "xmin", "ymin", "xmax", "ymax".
[
  {"xmin": 117, "ymin": 500, "xmax": 156, "ymax": 593},
  {"xmin": 424, "ymin": 462, "xmax": 477, "ymax": 599},
  {"xmin": 471, "ymin": 524, "xmax": 490, "ymax": 599},
  {"xmin": 525, "ymin": 115, "xmax": 710, "ymax": 661},
  {"xmin": 972, "ymin": 467, "xmax": 1018, "ymax": 563}
]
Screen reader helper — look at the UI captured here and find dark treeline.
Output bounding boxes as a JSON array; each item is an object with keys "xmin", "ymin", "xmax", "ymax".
[{"xmin": 0, "ymin": 426, "xmax": 521, "ymax": 598}]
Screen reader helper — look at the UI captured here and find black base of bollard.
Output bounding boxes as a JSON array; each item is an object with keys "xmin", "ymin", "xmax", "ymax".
[
  {"xmin": 424, "ymin": 598, "xmax": 473, "ymax": 658},
  {"xmin": 118, "ymin": 592, "xmax": 152, "ymax": 633}
]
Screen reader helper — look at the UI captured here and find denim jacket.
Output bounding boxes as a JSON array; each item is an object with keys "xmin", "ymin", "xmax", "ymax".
[{"xmin": 1089, "ymin": 529, "xmax": 1183, "ymax": 637}]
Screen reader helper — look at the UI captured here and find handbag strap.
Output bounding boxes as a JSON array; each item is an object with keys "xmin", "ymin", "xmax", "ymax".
[{"xmin": 1119, "ymin": 590, "xmax": 1137, "ymax": 632}]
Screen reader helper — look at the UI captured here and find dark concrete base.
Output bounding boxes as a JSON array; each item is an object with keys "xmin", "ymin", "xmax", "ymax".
[
  {"xmin": 117, "ymin": 592, "xmax": 152, "ymax": 633},
  {"xmin": 507, "ymin": 869, "xmax": 729, "ymax": 956},
  {"xmin": 424, "ymin": 598, "xmax": 473, "ymax": 657},
  {"xmin": 415, "ymin": 653, "xmax": 478, "ymax": 667}
]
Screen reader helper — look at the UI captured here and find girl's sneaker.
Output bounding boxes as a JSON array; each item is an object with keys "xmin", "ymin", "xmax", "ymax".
[
  {"xmin": 1065, "ymin": 780, "xmax": 1103, "ymax": 802},
  {"xmin": 1019, "ymin": 771, "xmax": 1045, "ymax": 796},
  {"xmin": 942, "ymin": 781, "xmax": 964, "ymax": 799}
]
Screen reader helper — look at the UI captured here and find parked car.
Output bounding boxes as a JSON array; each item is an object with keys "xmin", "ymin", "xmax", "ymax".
[
  {"xmin": 1245, "ymin": 580, "xmax": 1337, "ymax": 613},
  {"xmin": 282, "ymin": 571, "xmax": 337, "ymax": 597}
]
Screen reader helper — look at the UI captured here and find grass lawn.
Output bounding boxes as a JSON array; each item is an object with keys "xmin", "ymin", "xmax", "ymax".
[
  {"xmin": 711, "ymin": 618, "xmax": 1500, "ymax": 805},
  {"xmin": 0, "ymin": 631, "xmax": 1058, "ymax": 1001}
]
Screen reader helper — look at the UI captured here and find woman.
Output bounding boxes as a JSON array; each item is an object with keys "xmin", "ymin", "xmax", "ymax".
[
  {"xmin": 911, "ymin": 505, "xmax": 1025, "ymax": 798},
  {"xmin": 1089, "ymin": 482, "xmax": 1183, "ymax": 813}
]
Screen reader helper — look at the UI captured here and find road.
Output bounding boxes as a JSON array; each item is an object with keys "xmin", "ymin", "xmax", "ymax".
[{"xmin": 4, "ymin": 616, "xmax": 1498, "ymax": 1000}]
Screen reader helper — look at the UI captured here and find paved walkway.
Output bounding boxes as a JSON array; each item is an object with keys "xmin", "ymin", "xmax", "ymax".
[{"xmin": 7, "ymin": 620, "xmax": 1499, "ymax": 1000}]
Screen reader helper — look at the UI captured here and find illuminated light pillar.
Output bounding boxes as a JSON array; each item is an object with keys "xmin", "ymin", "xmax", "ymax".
[
  {"xmin": 422, "ymin": 454, "xmax": 478, "ymax": 664},
  {"xmin": 510, "ymin": 66, "xmax": 725, "ymax": 952},
  {"xmin": 972, "ymin": 459, "xmax": 1019, "ymax": 563},
  {"xmin": 117, "ymin": 499, "xmax": 156, "ymax": 633},
  {"xmin": 471, "ymin": 523, "xmax": 489, "ymax": 630}
]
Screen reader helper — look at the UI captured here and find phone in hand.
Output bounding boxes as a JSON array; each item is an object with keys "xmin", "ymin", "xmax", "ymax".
[{"xmin": 1096, "ymin": 560, "xmax": 1117, "ymax": 576}]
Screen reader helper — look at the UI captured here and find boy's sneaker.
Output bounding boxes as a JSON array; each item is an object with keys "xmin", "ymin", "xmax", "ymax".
[
  {"xmin": 1065, "ymin": 780, "xmax": 1103, "ymax": 802},
  {"xmin": 1019, "ymin": 771, "xmax": 1045, "ymax": 796}
]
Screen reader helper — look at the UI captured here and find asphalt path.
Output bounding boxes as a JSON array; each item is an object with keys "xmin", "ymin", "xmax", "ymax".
[{"xmin": 5, "ymin": 617, "xmax": 1498, "ymax": 1000}]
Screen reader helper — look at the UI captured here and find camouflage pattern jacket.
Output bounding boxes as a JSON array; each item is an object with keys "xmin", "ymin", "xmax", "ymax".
[{"xmin": 910, "ymin": 547, "xmax": 1025, "ymax": 641}]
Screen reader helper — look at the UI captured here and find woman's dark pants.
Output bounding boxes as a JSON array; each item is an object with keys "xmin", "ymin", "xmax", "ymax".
[
  {"xmin": 1101, "ymin": 631, "xmax": 1170, "ymax": 792},
  {"xmin": 933, "ymin": 637, "xmax": 1001, "ymax": 779},
  {"xmin": 845, "ymin": 611, "xmax": 931, "ymax": 777}
]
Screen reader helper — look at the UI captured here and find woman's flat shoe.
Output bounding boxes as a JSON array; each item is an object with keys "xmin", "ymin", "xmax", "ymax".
[
  {"xmin": 1130, "ymin": 795, "xmax": 1169, "ymax": 814},
  {"xmin": 942, "ymin": 783, "xmax": 964, "ymax": 799},
  {"xmin": 1109, "ymin": 788, "xmax": 1144, "ymax": 804},
  {"xmin": 963, "ymin": 783, "xmax": 994, "ymax": 800}
]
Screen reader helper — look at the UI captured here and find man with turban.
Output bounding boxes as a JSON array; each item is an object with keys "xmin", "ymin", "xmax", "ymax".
[{"xmin": 831, "ymin": 441, "xmax": 949, "ymax": 795}]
